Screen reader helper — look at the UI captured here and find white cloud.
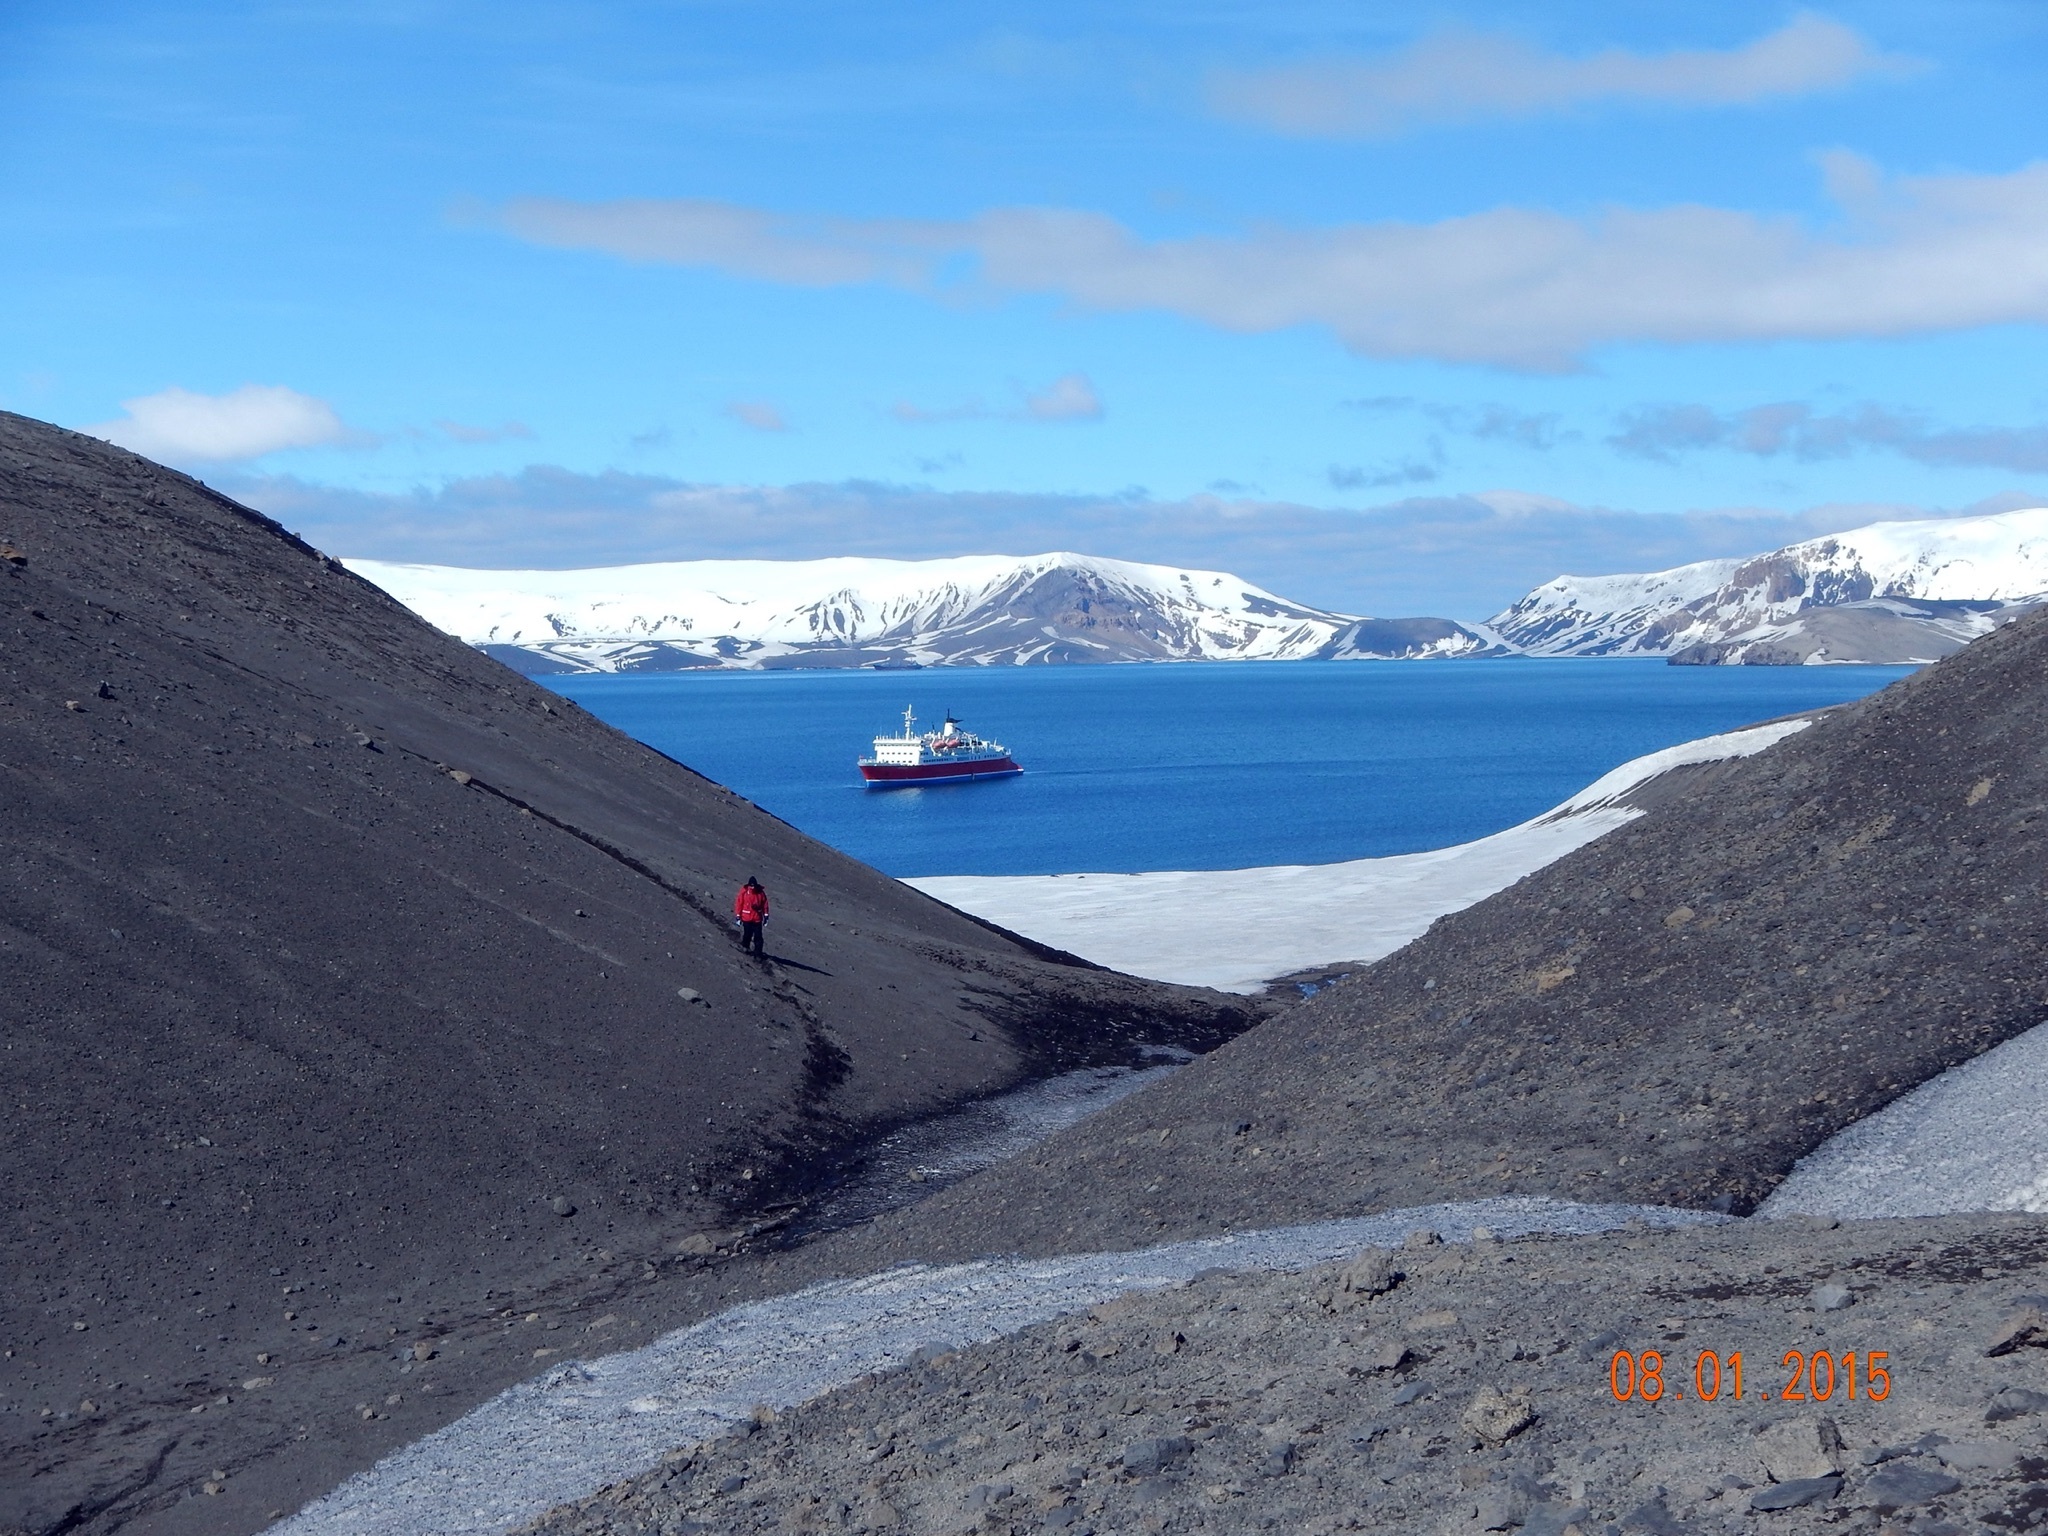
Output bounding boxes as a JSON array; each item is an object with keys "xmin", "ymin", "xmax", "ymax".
[
  {"xmin": 726, "ymin": 400, "xmax": 789, "ymax": 432},
  {"xmin": 498, "ymin": 197, "xmax": 940, "ymax": 287},
  {"xmin": 87, "ymin": 384, "xmax": 357, "ymax": 462},
  {"xmin": 1207, "ymin": 14, "xmax": 1913, "ymax": 138},
  {"xmin": 1024, "ymin": 372, "xmax": 1102, "ymax": 421},
  {"xmin": 495, "ymin": 157, "xmax": 2048, "ymax": 369}
]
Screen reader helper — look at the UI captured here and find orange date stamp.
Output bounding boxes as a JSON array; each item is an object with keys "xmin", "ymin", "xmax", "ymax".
[{"xmin": 1609, "ymin": 1349, "xmax": 1892, "ymax": 1404}]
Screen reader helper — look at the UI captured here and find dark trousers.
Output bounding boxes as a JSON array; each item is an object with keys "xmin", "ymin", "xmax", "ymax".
[{"xmin": 739, "ymin": 920, "xmax": 764, "ymax": 955}]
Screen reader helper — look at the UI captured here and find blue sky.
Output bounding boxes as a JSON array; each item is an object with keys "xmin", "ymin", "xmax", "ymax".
[{"xmin": 4, "ymin": 2, "xmax": 2046, "ymax": 618}]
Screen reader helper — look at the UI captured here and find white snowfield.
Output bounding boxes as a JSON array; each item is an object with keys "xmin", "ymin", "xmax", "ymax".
[
  {"xmin": 344, "ymin": 550, "xmax": 1375, "ymax": 667},
  {"xmin": 1761, "ymin": 1021, "xmax": 2048, "ymax": 1219},
  {"xmin": 1492, "ymin": 505, "xmax": 2048, "ymax": 657},
  {"xmin": 273, "ymin": 1198, "xmax": 1725, "ymax": 1536},
  {"xmin": 911, "ymin": 718, "xmax": 1813, "ymax": 994}
]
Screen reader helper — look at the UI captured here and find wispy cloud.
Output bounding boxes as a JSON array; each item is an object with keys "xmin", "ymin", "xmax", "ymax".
[
  {"xmin": 86, "ymin": 384, "xmax": 363, "ymax": 462},
  {"xmin": 892, "ymin": 372, "xmax": 1103, "ymax": 424},
  {"xmin": 228, "ymin": 466, "xmax": 2037, "ymax": 623},
  {"xmin": 1611, "ymin": 401, "xmax": 2048, "ymax": 472},
  {"xmin": 436, "ymin": 419, "xmax": 534, "ymax": 444},
  {"xmin": 725, "ymin": 400, "xmax": 789, "ymax": 432},
  {"xmin": 1023, "ymin": 372, "xmax": 1103, "ymax": 421},
  {"xmin": 1207, "ymin": 14, "xmax": 1914, "ymax": 139},
  {"xmin": 493, "ymin": 156, "xmax": 2048, "ymax": 369},
  {"xmin": 1328, "ymin": 456, "xmax": 1440, "ymax": 490},
  {"xmin": 1348, "ymin": 397, "xmax": 1572, "ymax": 450}
]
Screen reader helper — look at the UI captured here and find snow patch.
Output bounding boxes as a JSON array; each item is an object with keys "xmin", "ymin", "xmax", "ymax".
[
  {"xmin": 912, "ymin": 718, "xmax": 1810, "ymax": 993},
  {"xmin": 1760, "ymin": 1018, "xmax": 2048, "ymax": 1219}
]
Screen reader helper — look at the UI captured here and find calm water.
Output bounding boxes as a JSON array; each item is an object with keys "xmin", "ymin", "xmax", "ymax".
[{"xmin": 545, "ymin": 660, "xmax": 1914, "ymax": 878}]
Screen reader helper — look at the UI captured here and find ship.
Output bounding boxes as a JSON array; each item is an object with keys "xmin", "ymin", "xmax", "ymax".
[{"xmin": 859, "ymin": 707, "xmax": 1022, "ymax": 787}]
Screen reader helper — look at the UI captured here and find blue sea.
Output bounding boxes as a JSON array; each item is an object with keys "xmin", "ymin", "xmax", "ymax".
[{"xmin": 544, "ymin": 660, "xmax": 1914, "ymax": 878}]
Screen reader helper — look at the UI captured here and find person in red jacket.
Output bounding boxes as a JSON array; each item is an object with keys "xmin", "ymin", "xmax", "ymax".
[{"xmin": 733, "ymin": 876, "xmax": 769, "ymax": 957}]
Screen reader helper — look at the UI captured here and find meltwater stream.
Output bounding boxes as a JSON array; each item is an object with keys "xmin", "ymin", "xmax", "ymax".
[{"xmin": 793, "ymin": 1054, "xmax": 1192, "ymax": 1238}]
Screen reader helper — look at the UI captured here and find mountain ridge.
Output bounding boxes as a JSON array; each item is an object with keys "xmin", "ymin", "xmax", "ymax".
[
  {"xmin": 1491, "ymin": 505, "xmax": 2048, "ymax": 662},
  {"xmin": 344, "ymin": 551, "xmax": 1502, "ymax": 671}
]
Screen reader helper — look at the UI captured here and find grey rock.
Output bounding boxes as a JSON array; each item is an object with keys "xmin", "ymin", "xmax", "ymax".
[
  {"xmin": 1390, "ymin": 1380, "xmax": 1432, "ymax": 1406},
  {"xmin": 1521, "ymin": 1504, "xmax": 1590, "ymax": 1536},
  {"xmin": 963, "ymin": 1482, "xmax": 1013, "ymax": 1510},
  {"xmin": 1750, "ymin": 1474, "xmax": 1840, "ymax": 1511},
  {"xmin": 1811, "ymin": 1282, "xmax": 1854, "ymax": 1311},
  {"xmin": 1258, "ymin": 1441, "xmax": 1295, "ymax": 1477},
  {"xmin": 1368, "ymin": 1339, "xmax": 1413, "ymax": 1373},
  {"xmin": 1985, "ymin": 1385, "xmax": 2048, "ymax": 1422},
  {"xmin": 1461, "ymin": 1385, "xmax": 1537, "ymax": 1447},
  {"xmin": 1938, "ymin": 1438, "xmax": 2018, "ymax": 1473},
  {"xmin": 1403, "ymin": 1228, "xmax": 1442, "ymax": 1250},
  {"xmin": 1754, "ymin": 1417, "xmax": 1846, "ymax": 1482},
  {"xmin": 1325, "ymin": 1248, "xmax": 1401, "ymax": 1307},
  {"xmin": 548, "ymin": 1195, "xmax": 576, "ymax": 1217},
  {"xmin": 1860, "ymin": 1464, "xmax": 1960, "ymax": 1509},
  {"xmin": 1120, "ymin": 1437, "xmax": 1190, "ymax": 1477},
  {"xmin": 1985, "ymin": 1305, "xmax": 2048, "ymax": 1356},
  {"xmin": 1618, "ymin": 1490, "xmax": 1684, "ymax": 1534},
  {"xmin": 1475, "ymin": 1481, "xmax": 1532, "ymax": 1530}
]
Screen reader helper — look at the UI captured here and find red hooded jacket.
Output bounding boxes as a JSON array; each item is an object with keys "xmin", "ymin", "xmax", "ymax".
[{"xmin": 734, "ymin": 883, "xmax": 769, "ymax": 923}]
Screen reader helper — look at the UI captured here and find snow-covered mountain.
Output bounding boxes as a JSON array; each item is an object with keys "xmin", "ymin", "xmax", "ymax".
[
  {"xmin": 1490, "ymin": 508, "xmax": 2048, "ymax": 663},
  {"xmin": 345, "ymin": 551, "xmax": 1501, "ymax": 672}
]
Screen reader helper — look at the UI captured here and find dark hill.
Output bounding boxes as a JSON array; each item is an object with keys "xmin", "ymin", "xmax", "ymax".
[
  {"xmin": 836, "ymin": 599, "xmax": 2048, "ymax": 1262},
  {"xmin": 0, "ymin": 414, "xmax": 1253, "ymax": 1535}
]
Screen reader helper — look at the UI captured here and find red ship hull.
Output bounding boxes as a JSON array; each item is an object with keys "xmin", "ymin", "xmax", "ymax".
[{"xmin": 860, "ymin": 756, "xmax": 1021, "ymax": 786}]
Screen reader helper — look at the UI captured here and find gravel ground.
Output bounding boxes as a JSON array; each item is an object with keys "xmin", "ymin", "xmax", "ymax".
[
  {"xmin": 529, "ymin": 1213, "xmax": 2048, "ymax": 1536},
  {"xmin": 274, "ymin": 1201, "xmax": 1719, "ymax": 1535}
]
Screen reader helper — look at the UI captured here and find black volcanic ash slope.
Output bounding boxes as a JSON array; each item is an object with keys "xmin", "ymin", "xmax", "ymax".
[
  {"xmin": 840, "ymin": 602, "xmax": 2048, "ymax": 1262},
  {"xmin": 0, "ymin": 413, "xmax": 1253, "ymax": 1535}
]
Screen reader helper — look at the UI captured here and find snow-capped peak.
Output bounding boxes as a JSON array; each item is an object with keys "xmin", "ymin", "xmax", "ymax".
[
  {"xmin": 345, "ymin": 551, "xmax": 1497, "ymax": 672},
  {"xmin": 1490, "ymin": 507, "xmax": 2048, "ymax": 658}
]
